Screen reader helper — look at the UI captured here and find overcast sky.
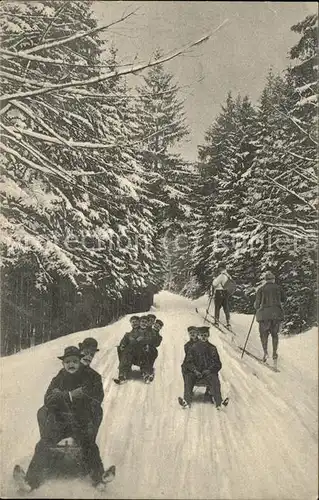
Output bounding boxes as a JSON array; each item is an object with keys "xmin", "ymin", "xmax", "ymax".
[{"xmin": 92, "ymin": 1, "xmax": 317, "ymax": 161}]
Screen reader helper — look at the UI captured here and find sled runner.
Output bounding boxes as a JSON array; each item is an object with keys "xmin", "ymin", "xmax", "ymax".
[{"xmin": 13, "ymin": 438, "xmax": 116, "ymax": 494}]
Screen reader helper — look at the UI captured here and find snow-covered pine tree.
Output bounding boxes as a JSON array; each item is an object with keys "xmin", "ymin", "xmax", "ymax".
[
  {"xmin": 242, "ymin": 63, "xmax": 317, "ymax": 331},
  {"xmin": 192, "ymin": 93, "xmax": 257, "ymax": 301},
  {"xmin": 134, "ymin": 50, "xmax": 192, "ymax": 289},
  {"xmin": 0, "ymin": 1, "xmax": 161, "ymax": 352}
]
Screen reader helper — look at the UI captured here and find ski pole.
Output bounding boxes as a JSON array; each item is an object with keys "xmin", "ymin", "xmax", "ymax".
[
  {"xmin": 204, "ymin": 294, "xmax": 213, "ymax": 323},
  {"xmin": 241, "ymin": 314, "xmax": 256, "ymax": 358}
]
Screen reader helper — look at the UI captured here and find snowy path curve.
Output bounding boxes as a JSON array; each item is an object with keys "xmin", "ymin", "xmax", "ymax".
[{"xmin": 1, "ymin": 291, "xmax": 317, "ymax": 499}]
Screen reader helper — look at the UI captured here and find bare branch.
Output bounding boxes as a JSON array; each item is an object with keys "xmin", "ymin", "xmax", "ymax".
[{"xmin": 1, "ymin": 21, "xmax": 228, "ymax": 103}]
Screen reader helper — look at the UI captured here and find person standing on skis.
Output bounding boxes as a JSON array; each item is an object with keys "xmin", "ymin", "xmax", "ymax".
[
  {"xmin": 254, "ymin": 270, "xmax": 286, "ymax": 362},
  {"xmin": 211, "ymin": 262, "xmax": 233, "ymax": 328}
]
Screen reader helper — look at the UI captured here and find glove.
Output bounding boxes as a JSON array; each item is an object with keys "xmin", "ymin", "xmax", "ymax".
[
  {"xmin": 194, "ymin": 370, "xmax": 202, "ymax": 378},
  {"xmin": 143, "ymin": 344, "xmax": 150, "ymax": 353},
  {"xmin": 202, "ymin": 369, "xmax": 211, "ymax": 377},
  {"xmin": 51, "ymin": 388, "xmax": 62, "ymax": 397},
  {"xmin": 70, "ymin": 387, "xmax": 85, "ymax": 400}
]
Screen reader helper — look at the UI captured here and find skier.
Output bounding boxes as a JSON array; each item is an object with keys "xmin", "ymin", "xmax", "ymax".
[
  {"xmin": 139, "ymin": 318, "xmax": 163, "ymax": 383},
  {"xmin": 211, "ymin": 262, "xmax": 233, "ymax": 328},
  {"xmin": 15, "ymin": 346, "xmax": 114, "ymax": 493},
  {"xmin": 179, "ymin": 326, "xmax": 224, "ymax": 409},
  {"xmin": 37, "ymin": 337, "xmax": 103, "ymax": 440},
  {"xmin": 254, "ymin": 270, "xmax": 286, "ymax": 363}
]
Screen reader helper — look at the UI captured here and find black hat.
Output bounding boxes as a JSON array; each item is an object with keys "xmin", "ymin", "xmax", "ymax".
[
  {"xmin": 78, "ymin": 338, "xmax": 99, "ymax": 352},
  {"xmin": 198, "ymin": 326, "xmax": 210, "ymax": 334},
  {"xmin": 58, "ymin": 346, "xmax": 83, "ymax": 360},
  {"xmin": 187, "ymin": 326, "xmax": 197, "ymax": 332}
]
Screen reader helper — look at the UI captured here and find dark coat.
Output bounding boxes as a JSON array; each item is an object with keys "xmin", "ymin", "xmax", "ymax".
[
  {"xmin": 44, "ymin": 365, "xmax": 102, "ymax": 424},
  {"xmin": 182, "ymin": 341, "xmax": 222, "ymax": 374},
  {"xmin": 254, "ymin": 282, "xmax": 286, "ymax": 322},
  {"xmin": 119, "ymin": 328, "xmax": 140, "ymax": 350},
  {"xmin": 136, "ymin": 327, "xmax": 162, "ymax": 348},
  {"xmin": 184, "ymin": 340, "xmax": 197, "ymax": 355},
  {"xmin": 82, "ymin": 365, "xmax": 104, "ymax": 406}
]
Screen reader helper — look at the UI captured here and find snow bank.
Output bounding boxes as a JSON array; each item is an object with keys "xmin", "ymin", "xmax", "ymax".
[{"xmin": 0, "ymin": 291, "xmax": 317, "ymax": 499}]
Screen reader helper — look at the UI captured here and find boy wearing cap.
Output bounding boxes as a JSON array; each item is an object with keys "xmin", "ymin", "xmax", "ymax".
[
  {"xmin": 78, "ymin": 338, "xmax": 104, "ymax": 440},
  {"xmin": 16, "ymin": 346, "xmax": 114, "ymax": 492},
  {"xmin": 146, "ymin": 314, "xmax": 157, "ymax": 328},
  {"xmin": 179, "ymin": 327, "xmax": 223, "ymax": 409},
  {"xmin": 139, "ymin": 319, "xmax": 163, "ymax": 382},
  {"xmin": 115, "ymin": 316, "xmax": 143, "ymax": 384},
  {"xmin": 183, "ymin": 326, "xmax": 198, "ymax": 355},
  {"xmin": 254, "ymin": 271, "xmax": 286, "ymax": 362}
]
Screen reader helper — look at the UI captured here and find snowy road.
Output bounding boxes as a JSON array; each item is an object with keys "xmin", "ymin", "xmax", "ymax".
[{"xmin": 1, "ymin": 291, "xmax": 318, "ymax": 499}]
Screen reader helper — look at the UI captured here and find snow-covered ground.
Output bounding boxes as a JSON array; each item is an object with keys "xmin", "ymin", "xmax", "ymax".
[{"xmin": 1, "ymin": 291, "xmax": 318, "ymax": 499}]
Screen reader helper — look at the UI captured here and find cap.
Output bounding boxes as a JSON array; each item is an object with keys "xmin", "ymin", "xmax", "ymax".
[
  {"xmin": 154, "ymin": 319, "xmax": 164, "ymax": 327},
  {"xmin": 78, "ymin": 338, "xmax": 99, "ymax": 352}
]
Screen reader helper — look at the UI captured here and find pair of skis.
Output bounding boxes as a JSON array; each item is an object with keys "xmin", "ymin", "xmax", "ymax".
[{"xmin": 196, "ymin": 308, "xmax": 280, "ymax": 373}]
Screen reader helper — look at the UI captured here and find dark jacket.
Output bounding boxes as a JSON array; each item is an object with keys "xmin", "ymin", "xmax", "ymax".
[
  {"xmin": 83, "ymin": 365, "xmax": 104, "ymax": 406},
  {"xmin": 184, "ymin": 340, "xmax": 197, "ymax": 355},
  {"xmin": 136, "ymin": 327, "xmax": 162, "ymax": 348},
  {"xmin": 254, "ymin": 282, "xmax": 286, "ymax": 322},
  {"xmin": 44, "ymin": 365, "xmax": 101, "ymax": 423},
  {"xmin": 182, "ymin": 341, "xmax": 222, "ymax": 374},
  {"xmin": 119, "ymin": 328, "xmax": 140, "ymax": 349}
]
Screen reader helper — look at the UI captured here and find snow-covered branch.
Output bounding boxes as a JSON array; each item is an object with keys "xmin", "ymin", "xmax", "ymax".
[
  {"xmin": 2, "ymin": 9, "xmax": 138, "ymax": 59},
  {"xmin": 1, "ymin": 22, "xmax": 227, "ymax": 103}
]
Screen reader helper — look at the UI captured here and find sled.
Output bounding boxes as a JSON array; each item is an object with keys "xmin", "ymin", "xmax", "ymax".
[{"xmin": 48, "ymin": 437, "xmax": 85, "ymax": 478}]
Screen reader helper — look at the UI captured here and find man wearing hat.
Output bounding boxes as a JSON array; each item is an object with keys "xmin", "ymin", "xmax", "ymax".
[
  {"xmin": 254, "ymin": 271, "xmax": 286, "ymax": 362},
  {"xmin": 18, "ymin": 346, "xmax": 112, "ymax": 492},
  {"xmin": 37, "ymin": 338, "xmax": 103, "ymax": 441}
]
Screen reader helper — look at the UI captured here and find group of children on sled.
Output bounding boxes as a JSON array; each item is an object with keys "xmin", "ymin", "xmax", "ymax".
[
  {"xmin": 16, "ymin": 313, "xmax": 228, "ymax": 494},
  {"xmin": 115, "ymin": 314, "xmax": 164, "ymax": 385}
]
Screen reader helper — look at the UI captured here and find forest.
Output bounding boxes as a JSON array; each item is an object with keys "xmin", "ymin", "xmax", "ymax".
[{"xmin": 0, "ymin": 1, "xmax": 317, "ymax": 355}]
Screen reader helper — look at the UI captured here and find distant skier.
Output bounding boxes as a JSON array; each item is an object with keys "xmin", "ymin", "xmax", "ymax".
[
  {"xmin": 211, "ymin": 262, "xmax": 235, "ymax": 328},
  {"xmin": 254, "ymin": 270, "xmax": 286, "ymax": 362},
  {"xmin": 15, "ymin": 346, "xmax": 114, "ymax": 493},
  {"xmin": 179, "ymin": 326, "xmax": 224, "ymax": 409},
  {"xmin": 37, "ymin": 337, "xmax": 103, "ymax": 441}
]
